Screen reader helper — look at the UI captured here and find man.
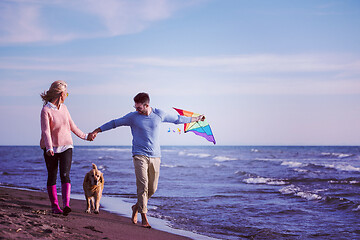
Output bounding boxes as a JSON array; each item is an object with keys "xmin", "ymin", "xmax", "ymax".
[{"xmin": 90, "ymin": 92, "xmax": 204, "ymax": 228}]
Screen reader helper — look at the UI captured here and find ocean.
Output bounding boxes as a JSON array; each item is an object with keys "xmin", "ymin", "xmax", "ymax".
[{"xmin": 0, "ymin": 146, "xmax": 359, "ymax": 239}]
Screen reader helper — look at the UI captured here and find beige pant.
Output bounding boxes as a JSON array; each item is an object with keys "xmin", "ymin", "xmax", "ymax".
[{"xmin": 133, "ymin": 155, "xmax": 160, "ymax": 213}]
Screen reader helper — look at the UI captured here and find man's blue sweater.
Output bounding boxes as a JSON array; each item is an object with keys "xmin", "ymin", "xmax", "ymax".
[{"xmin": 99, "ymin": 108, "xmax": 191, "ymax": 157}]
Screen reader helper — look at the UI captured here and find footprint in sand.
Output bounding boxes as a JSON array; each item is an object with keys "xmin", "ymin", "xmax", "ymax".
[
  {"xmin": 24, "ymin": 214, "xmax": 40, "ymax": 218},
  {"xmin": 27, "ymin": 220, "xmax": 43, "ymax": 227},
  {"xmin": 8, "ymin": 213, "xmax": 20, "ymax": 218},
  {"xmin": 84, "ymin": 225, "xmax": 103, "ymax": 233}
]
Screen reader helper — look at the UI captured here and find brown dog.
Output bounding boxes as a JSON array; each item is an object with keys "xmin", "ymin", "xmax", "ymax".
[{"xmin": 83, "ymin": 163, "xmax": 104, "ymax": 214}]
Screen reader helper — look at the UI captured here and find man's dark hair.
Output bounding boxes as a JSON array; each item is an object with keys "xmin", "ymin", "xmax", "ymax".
[{"xmin": 134, "ymin": 92, "xmax": 150, "ymax": 104}]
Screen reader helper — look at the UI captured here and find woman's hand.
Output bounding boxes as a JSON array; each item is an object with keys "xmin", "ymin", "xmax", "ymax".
[{"xmin": 46, "ymin": 150, "xmax": 54, "ymax": 156}]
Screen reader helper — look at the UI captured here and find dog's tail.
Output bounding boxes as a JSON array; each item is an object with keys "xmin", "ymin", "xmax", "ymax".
[{"xmin": 92, "ymin": 163, "xmax": 98, "ymax": 170}]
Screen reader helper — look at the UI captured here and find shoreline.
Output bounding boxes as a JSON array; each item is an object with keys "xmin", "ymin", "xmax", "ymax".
[{"xmin": 0, "ymin": 186, "xmax": 192, "ymax": 239}]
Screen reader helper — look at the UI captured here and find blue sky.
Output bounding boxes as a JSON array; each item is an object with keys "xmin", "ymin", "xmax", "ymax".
[{"xmin": 1, "ymin": 0, "xmax": 360, "ymax": 146}]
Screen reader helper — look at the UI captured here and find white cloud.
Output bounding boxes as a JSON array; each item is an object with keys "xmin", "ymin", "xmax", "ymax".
[
  {"xmin": 0, "ymin": 0, "xmax": 198, "ymax": 45},
  {"xmin": 1, "ymin": 53, "xmax": 359, "ymax": 74},
  {"xmin": 125, "ymin": 54, "xmax": 360, "ymax": 74},
  {"xmin": 79, "ymin": 0, "xmax": 175, "ymax": 35},
  {"xmin": 1, "ymin": 53, "xmax": 359, "ymax": 97},
  {"xmin": 0, "ymin": 1, "xmax": 46, "ymax": 44}
]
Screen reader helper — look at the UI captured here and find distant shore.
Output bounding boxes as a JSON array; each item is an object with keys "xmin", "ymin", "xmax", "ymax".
[{"xmin": 0, "ymin": 186, "xmax": 191, "ymax": 239}]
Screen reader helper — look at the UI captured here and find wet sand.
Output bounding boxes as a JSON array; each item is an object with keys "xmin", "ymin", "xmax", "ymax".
[{"xmin": 0, "ymin": 186, "xmax": 191, "ymax": 239}]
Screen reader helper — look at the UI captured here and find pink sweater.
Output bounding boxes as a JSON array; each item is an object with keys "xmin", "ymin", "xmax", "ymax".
[{"xmin": 40, "ymin": 103, "xmax": 86, "ymax": 150}]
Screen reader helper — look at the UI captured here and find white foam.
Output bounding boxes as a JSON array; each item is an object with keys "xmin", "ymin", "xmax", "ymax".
[
  {"xmin": 178, "ymin": 151, "xmax": 186, "ymax": 156},
  {"xmin": 98, "ymin": 156, "xmax": 115, "ymax": 160},
  {"xmin": 97, "ymin": 165, "xmax": 106, "ymax": 171},
  {"xmin": 213, "ymin": 156, "xmax": 237, "ymax": 161},
  {"xmin": 161, "ymin": 164, "xmax": 184, "ymax": 168},
  {"xmin": 338, "ymin": 154, "xmax": 353, "ymax": 158},
  {"xmin": 254, "ymin": 158, "xmax": 277, "ymax": 161},
  {"xmin": 243, "ymin": 177, "xmax": 287, "ymax": 185},
  {"xmin": 178, "ymin": 152, "xmax": 211, "ymax": 158},
  {"xmin": 279, "ymin": 185, "xmax": 300, "ymax": 195},
  {"xmin": 188, "ymin": 153, "xmax": 211, "ymax": 158},
  {"xmin": 353, "ymin": 205, "xmax": 360, "ymax": 212},
  {"xmin": 313, "ymin": 188, "xmax": 328, "ymax": 193},
  {"xmin": 328, "ymin": 180, "xmax": 360, "ymax": 184},
  {"xmin": 321, "ymin": 152, "xmax": 354, "ymax": 158},
  {"xmin": 279, "ymin": 185, "xmax": 322, "ymax": 201},
  {"xmin": 281, "ymin": 161, "xmax": 307, "ymax": 168},
  {"xmin": 295, "ymin": 191, "xmax": 322, "ymax": 201},
  {"xmin": 161, "ymin": 149, "xmax": 176, "ymax": 153},
  {"xmin": 324, "ymin": 164, "xmax": 360, "ymax": 172}
]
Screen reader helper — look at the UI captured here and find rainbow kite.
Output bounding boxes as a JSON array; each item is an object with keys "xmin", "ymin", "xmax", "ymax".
[{"xmin": 174, "ymin": 107, "xmax": 216, "ymax": 144}]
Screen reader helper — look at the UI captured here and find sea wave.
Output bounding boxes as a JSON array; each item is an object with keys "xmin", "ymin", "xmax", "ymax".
[
  {"xmin": 178, "ymin": 151, "xmax": 211, "ymax": 158},
  {"xmin": 300, "ymin": 162, "xmax": 360, "ymax": 172},
  {"xmin": 161, "ymin": 164, "xmax": 185, "ymax": 168},
  {"xmin": 293, "ymin": 168, "xmax": 309, "ymax": 173},
  {"xmin": 98, "ymin": 156, "xmax": 115, "ymax": 160},
  {"xmin": 97, "ymin": 165, "xmax": 106, "ymax": 171},
  {"xmin": 234, "ymin": 170, "xmax": 250, "ymax": 176},
  {"xmin": 214, "ymin": 163, "xmax": 224, "ymax": 167},
  {"xmin": 324, "ymin": 163, "xmax": 360, "ymax": 172},
  {"xmin": 281, "ymin": 161, "xmax": 307, "ymax": 168},
  {"xmin": 255, "ymin": 157, "xmax": 277, "ymax": 161},
  {"xmin": 323, "ymin": 195, "xmax": 359, "ymax": 211},
  {"xmin": 280, "ymin": 185, "xmax": 322, "ymax": 201},
  {"xmin": 213, "ymin": 156, "xmax": 237, "ymax": 161},
  {"xmin": 328, "ymin": 179, "xmax": 360, "ymax": 185},
  {"xmin": 243, "ymin": 177, "xmax": 288, "ymax": 185},
  {"xmin": 320, "ymin": 152, "xmax": 355, "ymax": 159}
]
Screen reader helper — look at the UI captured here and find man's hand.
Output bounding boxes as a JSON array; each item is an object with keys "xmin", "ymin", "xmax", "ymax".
[
  {"xmin": 192, "ymin": 115, "xmax": 205, "ymax": 122},
  {"xmin": 198, "ymin": 115, "xmax": 205, "ymax": 121}
]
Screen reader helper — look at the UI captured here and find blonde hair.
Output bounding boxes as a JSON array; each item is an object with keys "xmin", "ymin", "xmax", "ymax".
[{"xmin": 40, "ymin": 80, "xmax": 67, "ymax": 105}]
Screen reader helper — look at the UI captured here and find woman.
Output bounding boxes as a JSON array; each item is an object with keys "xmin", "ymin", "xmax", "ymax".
[{"xmin": 40, "ymin": 80, "xmax": 90, "ymax": 215}]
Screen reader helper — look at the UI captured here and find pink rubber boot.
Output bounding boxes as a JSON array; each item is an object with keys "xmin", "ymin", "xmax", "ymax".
[
  {"xmin": 47, "ymin": 185, "xmax": 63, "ymax": 214},
  {"xmin": 62, "ymin": 183, "xmax": 72, "ymax": 216}
]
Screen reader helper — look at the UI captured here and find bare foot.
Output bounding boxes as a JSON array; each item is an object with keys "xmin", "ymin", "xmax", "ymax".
[
  {"xmin": 131, "ymin": 204, "xmax": 138, "ymax": 224},
  {"xmin": 141, "ymin": 213, "xmax": 151, "ymax": 228}
]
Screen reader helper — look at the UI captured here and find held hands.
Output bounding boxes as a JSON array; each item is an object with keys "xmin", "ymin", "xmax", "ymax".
[
  {"xmin": 87, "ymin": 132, "xmax": 97, "ymax": 141},
  {"xmin": 87, "ymin": 128, "xmax": 101, "ymax": 141}
]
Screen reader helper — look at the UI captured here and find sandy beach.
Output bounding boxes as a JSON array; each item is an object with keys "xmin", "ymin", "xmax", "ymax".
[{"xmin": 0, "ymin": 186, "xmax": 191, "ymax": 240}]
